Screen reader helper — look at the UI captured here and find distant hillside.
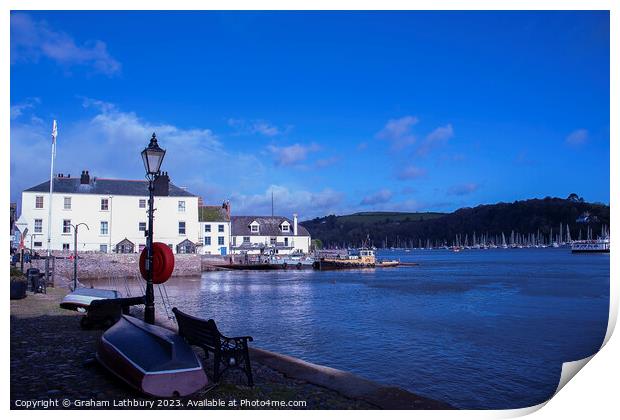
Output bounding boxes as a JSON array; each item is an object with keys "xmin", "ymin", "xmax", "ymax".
[
  {"xmin": 336, "ymin": 211, "xmax": 445, "ymax": 224},
  {"xmin": 300, "ymin": 195, "xmax": 610, "ymax": 248}
]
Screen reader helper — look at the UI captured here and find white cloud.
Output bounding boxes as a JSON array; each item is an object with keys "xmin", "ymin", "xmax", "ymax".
[
  {"xmin": 376, "ymin": 116, "xmax": 418, "ymax": 150},
  {"xmin": 230, "ymin": 185, "xmax": 344, "ymax": 219},
  {"xmin": 565, "ymin": 129, "xmax": 588, "ymax": 146},
  {"xmin": 360, "ymin": 189, "xmax": 393, "ymax": 206},
  {"xmin": 252, "ymin": 121, "xmax": 280, "ymax": 136},
  {"xmin": 447, "ymin": 183, "xmax": 479, "ymax": 196},
  {"xmin": 397, "ymin": 165, "xmax": 427, "ymax": 180},
  {"xmin": 11, "ymin": 13, "xmax": 121, "ymax": 76},
  {"xmin": 417, "ymin": 124, "xmax": 454, "ymax": 156},
  {"xmin": 10, "ymin": 99, "xmax": 267, "ymax": 204},
  {"xmin": 10, "ymin": 97, "xmax": 40, "ymax": 120},
  {"xmin": 268, "ymin": 143, "xmax": 320, "ymax": 166},
  {"xmin": 227, "ymin": 118, "xmax": 283, "ymax": 137}
]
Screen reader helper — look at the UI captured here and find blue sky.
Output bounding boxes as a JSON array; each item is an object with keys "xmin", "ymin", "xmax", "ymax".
[{"xmin": 10, "ymin": 11, "xmax": 610, "ymax": 220}]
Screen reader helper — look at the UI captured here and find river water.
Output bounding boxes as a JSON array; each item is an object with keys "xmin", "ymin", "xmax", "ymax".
[{"xmin": 103, "ymin": 248, "xmax": 609, "ymax": 409}]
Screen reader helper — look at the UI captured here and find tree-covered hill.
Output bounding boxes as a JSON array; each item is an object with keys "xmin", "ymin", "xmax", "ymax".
[{"xmin": 300, "ymin": 195, "xmax": 610, "ymax": 248}]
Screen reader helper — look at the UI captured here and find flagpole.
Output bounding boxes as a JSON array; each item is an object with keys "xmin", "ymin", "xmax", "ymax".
[{"xmin": 47, "ymin": 120, "xmax": 57, "ymax": 258}]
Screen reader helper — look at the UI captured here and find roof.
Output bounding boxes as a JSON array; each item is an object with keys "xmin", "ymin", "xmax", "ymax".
[
  {"xmin": 24, "ymin": 177, "xmax": 196, "ymax": 197},
  {"xmin": 231, "ymin": 216, "xmax": 310, "ymax": 237},
  {"xmin": 199, "ymin": 206, "xmax": 230, "ymax": 222}
]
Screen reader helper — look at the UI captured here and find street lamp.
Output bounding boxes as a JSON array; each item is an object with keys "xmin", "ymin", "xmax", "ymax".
[
  {"xmin": 29, "ymin": 233, "xmax": 39, "ymax": 267},
  {"xmin": 141, "ymin": 133, "xmax": 166, "ymax": 324},
  {"xmin": 71, "ymin": 223, "xmax": 89, "ymax": 291}
]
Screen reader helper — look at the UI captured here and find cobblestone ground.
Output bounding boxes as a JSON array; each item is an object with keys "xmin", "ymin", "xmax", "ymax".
[{"xmin": 10, "ymin": 288, "xmax": 374, "ymax": 410}]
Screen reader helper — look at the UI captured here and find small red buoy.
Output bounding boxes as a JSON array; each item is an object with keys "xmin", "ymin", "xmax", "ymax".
[{"xmin": 139, "ymin": 242, "xmax": 175, "ymax": 284}]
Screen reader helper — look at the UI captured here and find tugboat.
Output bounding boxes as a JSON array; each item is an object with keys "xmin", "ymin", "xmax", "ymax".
[{"xmin": 314, "ymin": 248, "xmax": 376, "ymax": 270}]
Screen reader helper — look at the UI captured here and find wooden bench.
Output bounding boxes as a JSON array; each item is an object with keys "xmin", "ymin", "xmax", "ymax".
[
  {"xmin": 172, "ymin": 307, "xmax": 254, "ymax": 386},
  {"xmin": 81, "ymin": 296, "xmax": 146, "ymax": 329}
]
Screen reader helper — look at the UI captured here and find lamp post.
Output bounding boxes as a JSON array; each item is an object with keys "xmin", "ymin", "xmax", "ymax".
[
  {"xmin": 71, "ymin": 223, "xmax": 89, "ymax": 291},
  {"xmin": 141, "ymin": 133, "xmax": 166, "ymax": 325},
  {"xmin": 29, "ymin": 234, "xmax": 38, "ymax": 268}
]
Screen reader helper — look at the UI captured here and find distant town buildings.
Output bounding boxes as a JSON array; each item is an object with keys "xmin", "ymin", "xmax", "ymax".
[
  {"xmin": 17, "ymin": 171, "xmax": 311, "ymax": 256},
  {"xmin": 230, "ymin": 214, "xmax": 311, "ymax": 255}
]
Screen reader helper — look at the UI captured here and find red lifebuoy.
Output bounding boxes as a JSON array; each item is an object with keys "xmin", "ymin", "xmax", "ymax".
[{"xmin": 139, "ymin": 242, "xmax": 175, "ymax": 284}]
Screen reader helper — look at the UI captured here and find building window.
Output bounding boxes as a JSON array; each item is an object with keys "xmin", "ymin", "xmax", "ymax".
[
  {"xmin": 218, "ymin": 236, "xmax": 225, "ymax": 246},
  {"xmin": 63, "ymin": 219, "xmax": 71, "ymax": 234},
  {"xmin": 34, "ymin": 241, "xmax": 42, "ymax": 247},
  {"xmin": 139, "ymin": 199, "xmax": 146, "ymax": 208},
  {"xmin": 218, "ymin": 224, "xmax": 224, "ymax": 233},
  {"xmin": 282, "ymin": 225, "xmax": 290, "ymax": 232},
  {"xmin": 205, "ymin": 236, "xmax": 211, "ymax": 246},
  {"xmin": 205, "ymin": 224, "xmax": 211, "ymax": 233},
  {"xmin": 178, "ymin": 221, "xmax": 186, "ymax": 235},
  {"xmin": 270, "ymin": 237, "xmax": 277, "ymax": 245},
  {"xmin": 139, "ymin": 222, "xmax": 146, "ymax": 232},
  {"xmin": 35, "ymin": 196, "xmax": 44, "ymax": 209},
  {"xmin": 34, "ymin": 219, "xmax": 42, "ymax": 233},
  {"xmin": 100, "ymin": 221, "xmax": 109, "ymax": 235},
  {"xmin": 64, "ymin": 197, "xmax": 72, "ymax": 210},
  {"xmin": 250, "ymin": 224, "xmax": 259, "ymax": 233},
  {"xmin": 284, "ymin": 237, "xmax": 289, "ymax": 247},
  {"xmin": 62, "ymin": 243, "xmax": 70, "ymax": 251},
  {"xmin": 100, "ymin": 244, "xmax": 108, "ymax": 253},
  {"xmin": 101, "ymin": 198, "xmax": 109, "ymax": 211},
  {"xmin": 178, "ymin": 201, "xmax": 186, "ymax": 212},
  {"xmin": 243, "ymin": 236, "xmax": 250, "ymax": 243}
]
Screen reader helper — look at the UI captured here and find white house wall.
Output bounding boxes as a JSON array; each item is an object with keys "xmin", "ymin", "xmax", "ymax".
[
  {"xmin": 20, "ymin": 191, "xmax": 199, "ymax": 254},
  {"xmin": 199, "ymin": 221, "xmax": 231, "ymax": 255},
  {"xmin": 231, "ymin": 234, "xmax": 310, "ymax": 255}
]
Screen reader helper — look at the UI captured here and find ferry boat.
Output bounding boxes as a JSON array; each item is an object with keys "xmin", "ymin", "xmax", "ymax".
[
  {"xmin": 571, "ymin": 236, "xmax": 610, "ymax": 253},
  {"xmin": 269, "ymin": 253, "xmax": 315, "ymax": 269}
]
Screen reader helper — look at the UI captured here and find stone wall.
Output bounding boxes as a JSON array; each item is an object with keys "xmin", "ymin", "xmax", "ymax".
[{"xmin": 29, "ymin": 252, "xmax": 201, "ymax": 285}]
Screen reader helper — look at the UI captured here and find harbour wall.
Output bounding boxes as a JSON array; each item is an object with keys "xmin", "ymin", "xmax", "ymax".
[{"xmin": 28, "ymin": 252, "xmax": 202, "ymax": 285}]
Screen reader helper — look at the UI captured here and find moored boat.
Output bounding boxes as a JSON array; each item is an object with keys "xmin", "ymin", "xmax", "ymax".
[
  {"xmin": 60, "ymin": 287, "xmax": 120, "ymax": 311},
  {"xmin": 571, "ymin": 236, "xmax": 610, "ymax": 253},
  {"xmin": 315, "ymin": 248, "xmax": 376, "ymax": 270},
  {"xmin": 96, "ymin": 315, "xmax": 208, "ymax": 397},
  {"xmin": 269, "ymin": 253, "xmax": 315, "ymax": 269},
  {"xmin": 377, "ymin": 259, "xmax": 400, "ymax": 268}
]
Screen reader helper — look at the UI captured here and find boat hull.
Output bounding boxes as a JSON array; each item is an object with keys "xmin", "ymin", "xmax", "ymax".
[
  {"xmin": 96, "ymin": 315, "xmax": 208, "ymax": 397},
  {"xmin": 315, "ymin": 260, "xmax": 376, "ymax": 270},
  {"xmin": 377, "ymin": 261, "xmax": 400, "ymax": 268},
  {"xmin": 60, "ymin": 288, "xmax": 120, "ymax": 311},
  {"xmin": 571, "ymin": 249, "xmax": 610, "ymax": 254}
]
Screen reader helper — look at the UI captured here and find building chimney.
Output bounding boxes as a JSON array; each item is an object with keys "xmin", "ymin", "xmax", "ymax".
[
  {"xmin": 293, "ymin": 213, "xmax": 298, "ymax": 236},
  {"xmin": 222, "ymin": 200, "xmax": 231, "ymax": 220},
  {"xmin": 153, "ymin": 171, "xmax": 170, "ymax": 196},
  {"xmin": 80, "ymin": 170, "xmax": 90, "ymax": 185}
]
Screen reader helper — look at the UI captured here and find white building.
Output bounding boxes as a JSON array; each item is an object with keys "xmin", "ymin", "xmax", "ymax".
[
  {"xmin": 230, "ymin": 214, "xmax": 311, "ymax": 255},
  {"xmin": 198, "ymin": 202, "xmax": 231, "ymax": 255},
  {"xmin": 19, "ymin": 170, "xmax": 200, "ymax": 254}
]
